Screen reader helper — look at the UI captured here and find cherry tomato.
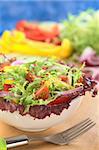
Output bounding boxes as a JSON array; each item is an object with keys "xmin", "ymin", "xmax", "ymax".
[
  {"xmin": 35, "ymin": 85, "xmax": 49, "ymax": 100},
  {"xmin": 26, "ymin": 72, "xmax": 36, "ymax": 83},
  {"xmin": 60, "ymin": 75, "xmax": 68, "ymax": 82},
  {"xmin": 4, "ymin": 84, "xmax": 13, "ymax": 91},
  {"xmin": 77, "ymin": 77, "xmax": 83, "ymax": 83}
]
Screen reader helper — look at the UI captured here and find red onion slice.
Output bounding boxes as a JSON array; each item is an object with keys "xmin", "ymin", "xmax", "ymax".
[
  {"xmin": 0, "ymin": 91, "xmax": 10, "ymax": 97},
  {"xmin": 80, "ymin": 47, "xmax": 99, "ymax": 66},
  {"xmin": 0, "ymin": 90, "xmax": 15, "ymax": 97},
  {"xmin": 83, "ymin": 67, "xmax": 99, "ymax": 90},
  {"xmin": 11, "ymin": 60, "xmax": 25, "ymax": 66}
]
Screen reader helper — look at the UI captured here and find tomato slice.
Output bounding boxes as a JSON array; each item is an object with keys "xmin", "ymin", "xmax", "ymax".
[
  {"xmin": 4, "ymin": 84, "xmax": 13, "ymax": 91},
  {"xmin": 77, "ymin": 77, "xmax": 83, "ymax": 83},
  {"xmin": 60, "ymin": 75, "xmax": 68, "ymax": 82},
  {"xmin": 48, "ymin": 96, "xmax": 70, "ymax": 105},
  {"xmin": 35, "ymin": 85, "xmax": 49, "ymax": 100},
  {"xmin": 26, "ymin": 72, "xmax": 36, "ymax": 83},
  {"xmin": 49, "ymin": 87, "xmax": 83, "ymax": 106}
]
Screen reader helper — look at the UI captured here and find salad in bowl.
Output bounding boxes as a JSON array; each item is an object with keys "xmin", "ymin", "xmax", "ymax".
[{"xmin": 0, "ymin": 54, "xmax": 97, "ymax": 131}]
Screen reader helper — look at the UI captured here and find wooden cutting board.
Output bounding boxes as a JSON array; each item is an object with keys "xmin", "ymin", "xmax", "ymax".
[{"xmin": 0, "ymin": 94, "xmax": 98, "ymax": 150}]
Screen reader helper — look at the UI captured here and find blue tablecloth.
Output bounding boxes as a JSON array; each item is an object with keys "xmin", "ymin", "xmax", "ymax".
[{"xmin": 0, "ymin": 0, "xmax": 99, "ymax": 34}]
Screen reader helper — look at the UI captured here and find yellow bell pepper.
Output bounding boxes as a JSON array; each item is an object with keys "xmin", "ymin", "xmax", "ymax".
[
  {"xmin": 4, "ymin": 79, "xmax": 14, "ymax": 84},
  {"xmin": 0, "ymin": 30, "xmax": 73, "ymax": 58}
]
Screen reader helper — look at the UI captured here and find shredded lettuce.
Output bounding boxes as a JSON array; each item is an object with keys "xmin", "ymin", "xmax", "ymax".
[{"xmin": 0, "ymin": 58, "xmax": 84, "ymax": 111}]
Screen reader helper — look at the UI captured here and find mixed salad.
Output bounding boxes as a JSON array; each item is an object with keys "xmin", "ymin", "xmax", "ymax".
[{"xmin": 0, "ymin": 54, "xmax": 97, "ymax": 118}]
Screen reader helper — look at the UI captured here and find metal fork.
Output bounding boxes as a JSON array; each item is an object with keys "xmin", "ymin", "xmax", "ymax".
[{"xmin": 6, "ymin": 118, "xmax": 95, "ymax": 149}]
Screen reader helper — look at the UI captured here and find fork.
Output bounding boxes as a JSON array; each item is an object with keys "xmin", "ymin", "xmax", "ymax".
[{"xmin": 6, "ymin": 118, "xmax": 95, "ymax": 149}]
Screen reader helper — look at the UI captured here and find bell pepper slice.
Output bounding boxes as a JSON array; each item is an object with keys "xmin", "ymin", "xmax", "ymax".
[{"xmin": 0, "ymin": 31, "xmax": 73, "ymax": 59}]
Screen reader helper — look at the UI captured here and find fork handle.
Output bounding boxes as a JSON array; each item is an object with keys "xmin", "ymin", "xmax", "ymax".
[{"xmin": 6, "ymin": 135, "xmax": 29, "ymax": 148}]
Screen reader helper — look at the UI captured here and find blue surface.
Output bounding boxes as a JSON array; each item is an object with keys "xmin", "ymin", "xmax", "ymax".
[{"xmin": 0, "ymin": 0, "xmax": 99, "ymax": 34}]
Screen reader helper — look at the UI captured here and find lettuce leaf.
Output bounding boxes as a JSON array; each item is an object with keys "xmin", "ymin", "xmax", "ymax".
[
  {"xmin": 60, "ymin": 9, "xmax": 99, "ymax": 55},
  {"xmin": 0, "ymin": 138, "xmax": 7, "ymax": 150}
]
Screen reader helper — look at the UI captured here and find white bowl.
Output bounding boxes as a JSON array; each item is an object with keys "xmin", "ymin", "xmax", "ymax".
[{"xmin": 0, "ymin": 96, "xmax": 83, "ymax": 132}]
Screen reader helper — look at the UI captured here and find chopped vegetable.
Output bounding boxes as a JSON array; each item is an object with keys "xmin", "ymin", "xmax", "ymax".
[
  {"xmin": 35, "ymin": 85, "xmax": 49, "ymax": 100},
  {"xmin": 60, "ymin": 75, "xmax": 68, "ymax": 82},
  {"xmin": 0, "ymin": 54, "xmax": 16, "ymax": 72},
  {"xmin": 4, "ymin": 84, "xmax": 14, "ymax": 91},
  {"xmin": 26, "ymin": 72, "xmax": 36, "ymax": 83}
]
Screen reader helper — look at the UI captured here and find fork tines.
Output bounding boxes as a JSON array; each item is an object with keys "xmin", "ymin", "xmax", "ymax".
[{"xmin": 62, "ymin": 118, "xmax": 96, "ymax": 142}]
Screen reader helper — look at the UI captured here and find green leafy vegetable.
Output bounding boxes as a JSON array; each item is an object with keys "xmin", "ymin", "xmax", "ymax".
[
  {"xmin": 0, "ymin": 138, "xmax": 7, "ymax": 150},
  {"xmin": 60, "ymin": 9, "xmax": 99, "ymax": 55}
]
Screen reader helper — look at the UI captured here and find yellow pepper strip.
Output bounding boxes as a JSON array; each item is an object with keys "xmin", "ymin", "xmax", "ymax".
[
  {"xmin": 4, "ymin": 66, "xmax": 14, "ymax": 71},
  {"xmin": 0, "ymin": 30, "xmax": 73, "ymax": 58},
  {"xmin": 4, "ymin": 79, "xmax": 14, "ymax": 84}
]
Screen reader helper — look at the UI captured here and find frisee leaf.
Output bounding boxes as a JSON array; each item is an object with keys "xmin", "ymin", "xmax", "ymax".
[{"xmin": 60, "ymin": 9, "xmax": 99, "ymax": 54}]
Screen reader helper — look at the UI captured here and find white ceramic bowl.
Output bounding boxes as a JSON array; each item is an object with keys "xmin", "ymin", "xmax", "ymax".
[{"xmin": 0, "ymin": 96, "xmax": 83, "ymax": 132}]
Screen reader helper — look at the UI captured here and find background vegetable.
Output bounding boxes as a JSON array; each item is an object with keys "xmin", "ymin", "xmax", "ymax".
[
  {"xmin": 60, "ymin": 9, "xmax": 99, "ymax": 55},
  {"xmin": 16, "ymin": 20, "xmax": 60, "ymax": 44},
  {"xmin": 0, "ymin": 30, "xmax": 73, "ymax": 59}
]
